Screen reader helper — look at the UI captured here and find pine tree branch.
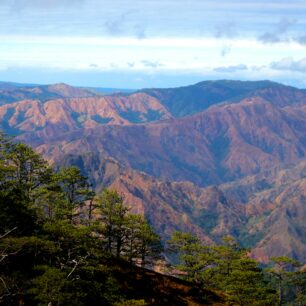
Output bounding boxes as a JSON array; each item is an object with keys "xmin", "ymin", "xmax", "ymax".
[
  {"xmin": 67, "ymin": 254, "xmax": 90, "ymax": 279},
  {"xmin": 0, "ymin": 276, "xmax": 9, "ymax": 293},
  {"xmin": 0, "ymin": 227, "xmax": 17, "ymax": 240}
]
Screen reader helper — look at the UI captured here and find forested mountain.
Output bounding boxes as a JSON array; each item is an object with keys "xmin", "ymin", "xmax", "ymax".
[{"xmin": 0, "ymin": 79, "xmax": 306, "ymax": 264}]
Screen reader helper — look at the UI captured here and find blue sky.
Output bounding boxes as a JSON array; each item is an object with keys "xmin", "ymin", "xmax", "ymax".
[{"xmin": 1, "ymin": 0, "xmax": 306, "ymax": 88}]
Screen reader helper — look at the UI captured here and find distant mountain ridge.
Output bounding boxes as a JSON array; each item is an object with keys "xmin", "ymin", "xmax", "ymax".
[
  {"xmin": 2, "ymin": 79, "xmax": 305, "ymax": 137},
  {"xmin": 0, "ymin": 82, "xmax": 95, "ymax": 105},
  {"xmin": 140, "ymin": 80, "xmax": 282, "ymax": 117},
  {"xmin": 0, "ymin": 81, "xmax": 136, "ymax": 104}
]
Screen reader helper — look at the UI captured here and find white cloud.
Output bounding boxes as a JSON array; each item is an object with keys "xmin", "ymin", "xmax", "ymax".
[
  {"xmin": 214, "ymin": 64, "xmax": 248, "ymax": 73},
  {"xmin": 8, "ymin": 0, "xmax": 84, "ymax": 10},
  {"xmin": 220, "ymin": 45, "xmax": 232, "ymax": 57},
  {"xmin": 270, "ymin": 57, "xmax": 306, "ymax": 72},
  {"xmin": 1, "ymin": 35, "xmax": 306, "ymax": 73},
  {"xmin": 214, "ymin": 21, "xmax": 238, "ymax": 38},
  {"xmin": 258, "ymin": 17, "xmax": 296, "ymax": 44}
]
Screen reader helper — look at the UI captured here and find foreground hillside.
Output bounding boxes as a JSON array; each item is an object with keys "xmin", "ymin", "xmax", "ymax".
[
  {"xmin": 0, "ymin": 79, "xmax": 306, "ymax": 262},
  {"xmin": 108, "ymin": 258, "xmax": 225, "ymax": 306}
]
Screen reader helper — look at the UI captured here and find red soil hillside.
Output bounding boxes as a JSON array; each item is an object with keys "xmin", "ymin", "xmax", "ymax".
[
  {"xmin": 0, "ymin": 93, "xmax": 172, "ymax": 134},
  {"xmin": 30, "ymin": 97, "xmax": 306, "ymax": 186}
]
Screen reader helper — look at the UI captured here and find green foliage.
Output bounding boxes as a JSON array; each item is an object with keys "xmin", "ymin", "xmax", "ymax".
[
  {"xmin": 53, "ymin": 166, "xmax": 93, "ymax": 222},
  {"xmin": 197, "ymin": 209, "xmax": 218, "ymax": 234},
  {"xmin": 169, "ymin": 233, "xmax": 277, "ymax": 305},
  {"xmin": 0, "ymin": 190, "xmax": 38, "ymax": 235},
  {"xmin": 267, "ymin": 256, "xmax": 305, "ymax": 306},
  {"xmin": 97, "ymin": 189, "xmax": 130, "ymax": 256},
  {"xmin": 288, "ymin": 267, "xmax": 306, "ymax": 305},
  {"xmin": 168, "ymin": 231, "xmax": 305, "ymax": 305},
  {"xmin": 0, "ymin": 133, "xmax": 163, "ymax": 304},
  {"xmin": 30, "ymin": 266, "xmax": 69, "ymax": 305},
  {"xmin": 125, "ymin": 214, "xmax": 162, "ymax": 267},
  {"xmin": 0, "ymin": 133, "xmax": 46, "ymax": 235},
  {"xmin": 2, "ymin": 140, "xmax": 50, "ymax": 200},
  {"xmin": 213, "ymin": 252, "xmax": 275, "ymax": 305},
  {"xmin": 30, "ymin": 265, "xmax": 120, "ymax": 306},
  {"xmin": 168, "ymin": 231, "xmax": 215, "ymax": 286},
  {"xmin": 95, "ymin": 189, "xmax": 162, "ymax": 263},
  {"xmin": 115, "ymin": 299, "xmax": 147, "ymax": 306}
]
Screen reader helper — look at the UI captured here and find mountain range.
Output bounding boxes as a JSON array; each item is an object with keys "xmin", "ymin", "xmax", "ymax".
[{"xmin": 0, "ymin": 79, "xmax": 305, "ymax": 262}]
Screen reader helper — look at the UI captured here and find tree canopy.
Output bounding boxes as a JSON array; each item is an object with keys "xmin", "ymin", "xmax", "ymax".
[{"xmin": 0, "ymin": 133, "xmax": 162, "ymax": 305}]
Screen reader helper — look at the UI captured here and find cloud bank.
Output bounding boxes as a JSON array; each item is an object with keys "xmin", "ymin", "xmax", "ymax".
[{"xmin": 1, "ymin": 1, "xmax": 306, "ymax": 88}]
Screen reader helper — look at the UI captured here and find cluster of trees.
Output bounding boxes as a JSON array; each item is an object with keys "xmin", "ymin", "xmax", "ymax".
[
  {"xmin": 168, "ymin": 232, "xmax": 306, "ymax": 305},
  {"xmin": 0, "ymin": 133, "xmax": 161, "ymax": 305}
]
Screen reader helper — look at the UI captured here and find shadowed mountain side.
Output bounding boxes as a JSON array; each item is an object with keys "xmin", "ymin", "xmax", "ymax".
[
  {"xmin": 30, "ymin": 97, "xmax": 306, "ymax": 186},
  {"xmin": 140, "ymin": 80, "xmax": 306, "ymax": 117}
]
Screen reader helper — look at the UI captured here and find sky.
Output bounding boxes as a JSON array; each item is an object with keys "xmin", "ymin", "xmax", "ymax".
[{"xmin": 1, "ymin": 0, "xmax": 306, "ymax": 88}]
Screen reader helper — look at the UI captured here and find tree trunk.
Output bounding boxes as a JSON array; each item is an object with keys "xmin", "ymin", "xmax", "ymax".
[
  {"xmin": 278, "ymin": 277, "xmax": 283, "ymax": 306},
  {"xmin": 116, "ymin": 237, "xmax": 122, "ymax": 257}
]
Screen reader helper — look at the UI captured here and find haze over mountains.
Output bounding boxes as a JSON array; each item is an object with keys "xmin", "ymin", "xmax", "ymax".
[{"xmin": 1, "ymin": 79, "xmax": 305, "ymax": 262}]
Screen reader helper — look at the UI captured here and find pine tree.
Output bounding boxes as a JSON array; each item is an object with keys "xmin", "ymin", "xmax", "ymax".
[
  {"xmin": 168, "ymin": 231, "xmax": 216, "ymax": 287},
  {"xmin": 169, "ymin": 232, "xmax": 277, "ymax": 304},
  {"xmin": 268, "ymin": 256, "xmax": 303, "ymax": 306},
  {"xmin": 133, "ymin": 217, "xmax": 162, "ymax": 268},
  {"xmin": 53, "ymin": 166, "xmax": 91, "ymax": 223},
  {"xmin": 96, "ymin": 189, "xmax": 129, "ymax": 256}
]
